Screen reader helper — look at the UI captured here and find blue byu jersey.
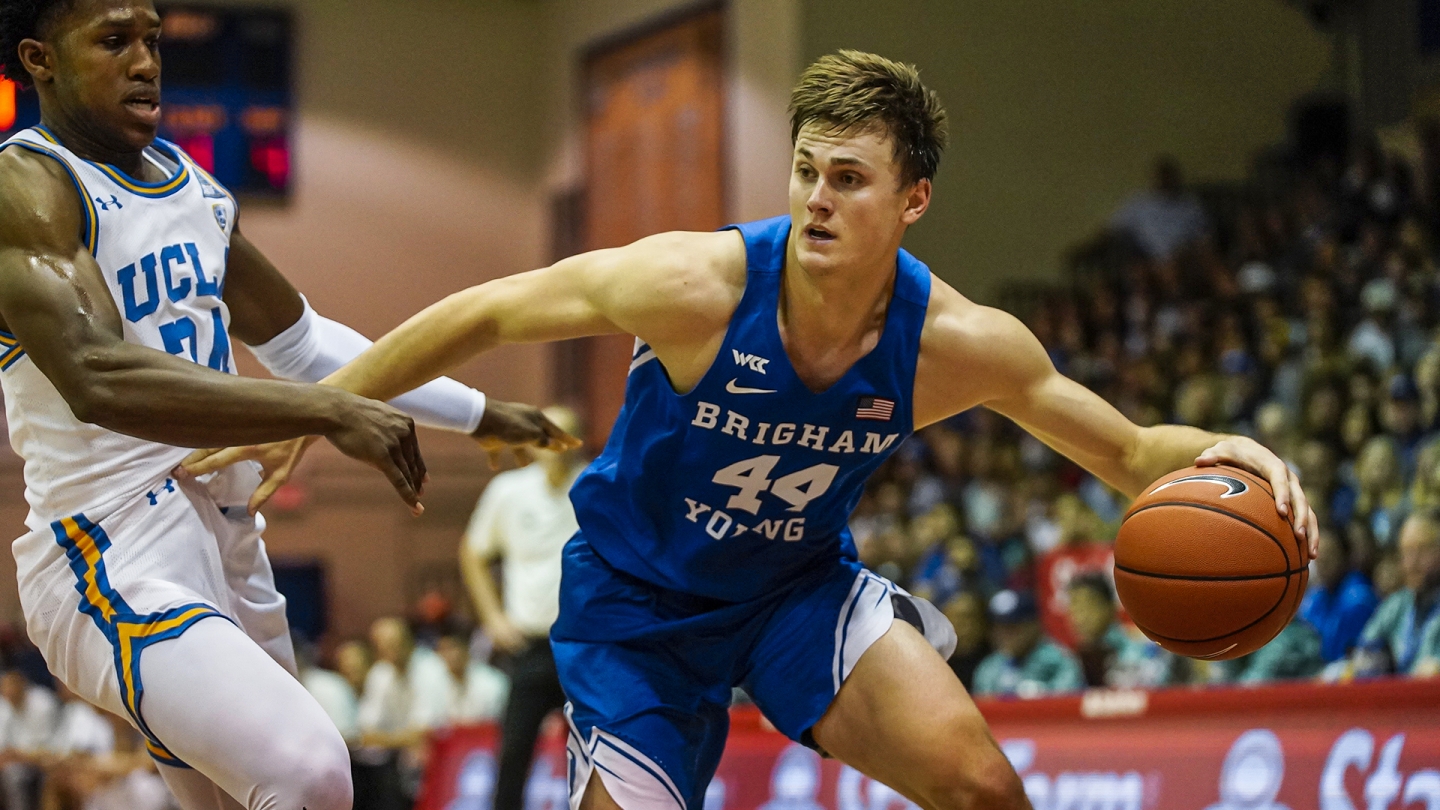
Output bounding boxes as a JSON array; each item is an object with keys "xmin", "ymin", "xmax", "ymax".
[{"xmin": 569, "ymin": 216, "xmax": 932, "ymax": 601}]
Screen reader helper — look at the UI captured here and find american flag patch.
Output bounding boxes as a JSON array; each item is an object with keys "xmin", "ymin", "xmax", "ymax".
[{"xmin": 856, "ymin": 396, "xmax": 896, "ymax": 421}]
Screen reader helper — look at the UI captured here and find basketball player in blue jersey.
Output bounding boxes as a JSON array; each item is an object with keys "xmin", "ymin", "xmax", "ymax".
[
  {"xmin": 0, "ymin": 1, "xmax": 573, "ymax": 809},
  {"xmin": 198, "ymin": 52, "xmax": 1320, "ymax": 810}
]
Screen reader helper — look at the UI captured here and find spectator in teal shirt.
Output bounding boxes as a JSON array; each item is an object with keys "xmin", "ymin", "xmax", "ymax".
[
  {"xmin": 1067, "ymin": 575, "xmax": 1173, "ymax": 688},
  {"xmin": 1300, "ymin": 529, "xmax": 1379, "ymax": 662},
  {"xmin": 1216, "ymin": 619, "xmax": 1325, "ymax": 684},
  {"xmin": 974, "ymin": 590, "xmax": 1084, "ymax": 698},
  {"xmin": 1354, "ymin": 511, "xmax": 1440, "ymax": 675}
]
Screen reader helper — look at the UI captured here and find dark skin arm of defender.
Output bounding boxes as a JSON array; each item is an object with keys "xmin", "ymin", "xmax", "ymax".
[{"xmin": 0, "ymin": 148, "xmax": 426, "ymax": 510}]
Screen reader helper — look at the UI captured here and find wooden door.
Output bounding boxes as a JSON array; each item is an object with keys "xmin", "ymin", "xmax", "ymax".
[{"xmin": 581, "ymin": 7, "xmax": 726, "ymax": 446}]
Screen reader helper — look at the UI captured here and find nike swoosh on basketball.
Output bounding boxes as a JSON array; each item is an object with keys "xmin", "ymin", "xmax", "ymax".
[{"xmin": 726, "ymin": 379, "xmax": 777, "ymax": 395}]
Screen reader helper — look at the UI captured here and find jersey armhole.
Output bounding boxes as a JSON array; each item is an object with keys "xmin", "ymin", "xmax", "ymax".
[{"xmin": 0, "ymin": 140, "xmax": 100, "ymax": 258}]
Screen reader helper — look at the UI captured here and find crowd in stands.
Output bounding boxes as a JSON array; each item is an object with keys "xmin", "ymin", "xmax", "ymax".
[
  {"xmin": 851, "ymin": 128, "xmax": 1440, "ymax": 699},
  {"xmin": 4, "ymin": 118, "xmax": 1440, "ymax": 810},
  {"xmin": 299, "ymin": 609, "xmax": 509, "ymax": 810},
  {"xmin": 0, "ymin": 599, "xmax": 508, "ymax": 809},
  {"xmin": 0, "ymin": 628, "xmax": 172, "ymax": 810}
]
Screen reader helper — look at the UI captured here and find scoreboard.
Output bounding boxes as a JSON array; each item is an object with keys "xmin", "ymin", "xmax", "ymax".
[{"xmin": 0, "ymin": 4, "xmax": 294, "ymax": 198}]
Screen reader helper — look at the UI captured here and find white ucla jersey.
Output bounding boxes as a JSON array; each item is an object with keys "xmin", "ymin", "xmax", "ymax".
[{"xmin": 0, "ymin": 126, "xmax": 239, "ymax": 529}]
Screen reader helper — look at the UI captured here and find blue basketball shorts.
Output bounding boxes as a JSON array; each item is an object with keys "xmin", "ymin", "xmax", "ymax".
[{"xmin": 550, "ymin": 535, "xmax": 951, "ymax": 810}]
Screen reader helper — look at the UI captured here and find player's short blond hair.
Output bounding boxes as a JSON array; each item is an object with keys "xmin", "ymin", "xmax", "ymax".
[{"xmin": 789, "ymin": 50, "xmax": 949, "ymax": 187}]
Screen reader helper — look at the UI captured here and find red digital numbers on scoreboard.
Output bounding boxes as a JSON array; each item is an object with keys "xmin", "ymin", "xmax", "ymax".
[
  {"xmin": 249, "ymin": 138, "xmax": 290, "ymax": 190},
  {"xmin": 171, "ymin": 134, "xmax": 217, "ymax": 173},
  {"xmin": 0, "ymin": 79, "xmax": 16, "ymax": 132}
]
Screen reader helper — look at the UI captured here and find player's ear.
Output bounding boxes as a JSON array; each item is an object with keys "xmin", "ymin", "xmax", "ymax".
[
  {"xmin": 18, "ymin": 39, "xmax": 55, "ymax": 84},
  {"xmin": 901, "ymin": 178, "xmax": 932, "ymax": 225}
]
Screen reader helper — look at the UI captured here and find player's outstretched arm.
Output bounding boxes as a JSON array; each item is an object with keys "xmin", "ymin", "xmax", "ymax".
[
  {"xmin": 0, "ymin": 150, "xmax": 426, "ymax": 510},
  {"xmin": 222, "ymin": 225, "xmax": 500, "ymax": 436},
  {"xmin": 321, "ymin": 230, "xmax": 738, "ymax": 405},
  {"xmin": 915, "ymin": 281, "xmax": 1317, "ymax": 556},
  {"xmin": 182, "ymin": 230, "xmax": 739, "ymax": 508}
]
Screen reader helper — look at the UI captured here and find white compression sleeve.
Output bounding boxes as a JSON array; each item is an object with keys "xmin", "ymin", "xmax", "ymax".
[{"xmin": 246, "ymin": 296, "xmax": 487, "ymax": 434}]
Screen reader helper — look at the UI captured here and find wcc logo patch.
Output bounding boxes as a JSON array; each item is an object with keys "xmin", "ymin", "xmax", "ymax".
[{"xmin": 733, "ymin": 350, "xmax": 770, "ymax": 374}]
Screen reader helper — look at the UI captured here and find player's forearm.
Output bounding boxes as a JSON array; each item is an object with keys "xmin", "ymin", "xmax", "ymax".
[
  {"xmin": 248, "ymin": 296, "xmax": 487, "ymax": 433},
  {"xmin": 1123, "ymin": 424, "xmax": 1226, "ymax": 496},
  {"xmin": 68, "ymin": 342, "xmax": 352, "ymax": 447},
  {"xmin": 324, "ymin": 287, "xmax": 503, "ymax": 404}
]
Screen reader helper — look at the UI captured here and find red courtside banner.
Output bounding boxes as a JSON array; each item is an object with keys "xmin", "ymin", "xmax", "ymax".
[{"xmin": 418, "ymin": 678, "xmax": 1440, "ymax": 810}]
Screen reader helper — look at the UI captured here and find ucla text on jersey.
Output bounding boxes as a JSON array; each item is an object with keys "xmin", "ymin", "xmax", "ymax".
[{"xmin": 0, "ymin": 126, "xmax": 239, "ymax": 527}]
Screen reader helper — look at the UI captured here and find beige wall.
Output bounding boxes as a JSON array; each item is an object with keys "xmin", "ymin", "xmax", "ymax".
[
  {"xmin": 0, "ymin": 0, "xmax": 1339, "ymax": 636},
  {"xmin": 0, "ymin": 0, "xmax": 802, "ymax": 635},
  {"xmin": 802, "ymin": 0, "xmax": 1332, "ymax": 301}
]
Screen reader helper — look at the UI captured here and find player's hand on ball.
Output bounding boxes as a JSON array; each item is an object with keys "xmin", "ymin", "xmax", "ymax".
[
  {"xmin": 1195, "ymin": 436, "xmax": 1318, "ymax": 559},
  {"xmin": 471, "ymin": 400, "xmax": 582, "ymax": 470}
]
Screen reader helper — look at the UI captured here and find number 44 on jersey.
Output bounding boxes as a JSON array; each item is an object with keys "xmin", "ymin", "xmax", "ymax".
[{"xmin": 684, "ymin": 455, "xmax": 838, "ymax": 542}]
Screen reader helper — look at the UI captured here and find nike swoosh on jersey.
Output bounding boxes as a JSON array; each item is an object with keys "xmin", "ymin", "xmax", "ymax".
[{"xmin": 726, "ymin": 379, "xmax": 778, "ymax": 395}]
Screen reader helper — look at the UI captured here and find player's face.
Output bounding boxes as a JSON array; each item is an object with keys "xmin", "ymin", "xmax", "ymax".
[
  {"xmin": 43, "ymin": 0, "xmax": 162, "ymax": 152},
  {"xmin": 789, "ymin": 122, "xmax": 931, "ymax": 277}
]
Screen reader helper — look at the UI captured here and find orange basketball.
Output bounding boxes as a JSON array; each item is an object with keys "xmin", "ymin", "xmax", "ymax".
[{"xmin": 1113, "ymin": 465, "xmax": 1308, "ymax": 661}]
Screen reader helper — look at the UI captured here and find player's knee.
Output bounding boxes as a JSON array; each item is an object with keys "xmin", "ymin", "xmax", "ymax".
[
  {"xmin": 928, "ymin": 748, "xmax": 1029, "ymax": 810},
  {"xmin": 270, "ymin": 733, "xmax": 352, "ymax": 810}
]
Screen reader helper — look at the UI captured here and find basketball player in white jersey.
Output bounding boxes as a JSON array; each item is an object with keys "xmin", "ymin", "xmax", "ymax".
[{"xmin": 0, "ymin": 1, "xmax": 573, "ymax": 809}]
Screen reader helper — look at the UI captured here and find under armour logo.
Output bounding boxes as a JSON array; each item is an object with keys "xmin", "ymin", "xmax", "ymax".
[
  {"xmin": 95, "ymin": 195, "xmax": 123, "ymax": 211},
  {"xmin": 146, "ymin": 478, "xmax": 176, "ymax": 506}
]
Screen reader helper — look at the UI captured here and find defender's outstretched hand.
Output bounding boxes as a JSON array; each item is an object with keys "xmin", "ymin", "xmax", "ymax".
[
  {"xmin": 472, "ymin": 399, "xmax": 582, "ymax": 469},
  {"xmin": 1195, "ymin": 436, "xmax": 1318, "ymax": 559},
  {"xmin": 181, "ymin": 396, "xmax": 427, "ymax": 517}
]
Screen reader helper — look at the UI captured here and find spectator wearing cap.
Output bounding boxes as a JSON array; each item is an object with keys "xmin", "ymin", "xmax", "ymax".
[
  {"xmin": 1300, "ymin": 529, "xmax": 1379, "ymax": 663},
  {"xmin": 1383, "ymin": 374, "xmax": 1426, "ymax": 477},
  {"xmin": 1353, "ymin": 510, "xmax": 1440, "ymax": 676},
  {"xmin": 1066, "ymin": 575, "xmax": 1171, "ymax": 689},
  {"xmin": 972, "ymin": 590, "xmax": 1084, "ymax": 698}
]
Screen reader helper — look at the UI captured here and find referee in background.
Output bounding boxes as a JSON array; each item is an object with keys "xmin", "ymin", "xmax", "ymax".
[{"xmin": 461, "ymin": 406, "xmax": 585, "ymax": 810}]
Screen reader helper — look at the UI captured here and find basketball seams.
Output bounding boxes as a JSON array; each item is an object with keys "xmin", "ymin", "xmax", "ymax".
[
  {"xmin": 1113, "ymin": 563, "xmax": 1308, "ymax": 582},
  {"xmin": 1123, "ymin": 500, "xmax": 1295, "ymax": 570},
  {"xmin": 1122, "ymin": 573, "xmax": 1296, "ymax": 646},
  {"xmin": 1116, "ymin": 465, "xmax": 1306, "ymax": 658}
]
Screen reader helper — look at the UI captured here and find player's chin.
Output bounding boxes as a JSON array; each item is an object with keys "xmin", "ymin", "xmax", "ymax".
[
  {"xmin": 795, "ymin": 242, "xmax": 845, "ymax": 272},
  {"xmin": 107, "ymin": 109, "xmax": 161, "ymax": 150}
]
